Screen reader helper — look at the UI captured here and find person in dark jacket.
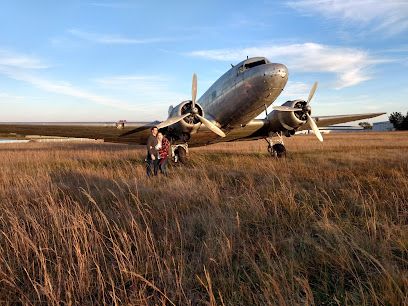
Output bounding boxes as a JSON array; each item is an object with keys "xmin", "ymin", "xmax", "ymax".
[
  {"xmin": 146, "ymin": 126, "xmax": 159, "ymax": 177},
  {"xmin": 157, "ymin": 132, "xmax": 170, "ymax": 176}
]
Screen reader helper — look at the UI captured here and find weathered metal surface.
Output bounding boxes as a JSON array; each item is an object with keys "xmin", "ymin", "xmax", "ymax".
[{"xmin": 0, "ymin": 57, "xmax": 385, "ymax": 147}]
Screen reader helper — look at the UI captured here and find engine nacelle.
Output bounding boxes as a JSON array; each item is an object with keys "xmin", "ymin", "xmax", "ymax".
[
  {"xmin": 267, "ymin": 100, "xmax": 310, "ymax": 133},
  {"xmin": 166, "ymin": 100, "xmax": 204, "ymax": 138}
]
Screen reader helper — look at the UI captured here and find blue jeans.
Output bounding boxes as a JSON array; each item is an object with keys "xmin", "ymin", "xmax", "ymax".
[
  {"xmin": 159, "ymin": 158, "xmax": 168, "ymax": 175},
  {"xmin": 146, "ymin": 155, "xmax": 158, "ymax": 177}
]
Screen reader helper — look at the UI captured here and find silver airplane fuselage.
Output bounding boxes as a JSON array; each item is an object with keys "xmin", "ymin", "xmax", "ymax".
[
  {"xmin": 198, "ymin": 57, "xmax": 288, "ymax": 130},
  {"xmin": 0, "ymin": 56, "xmax": 385, "ymax": 149}
]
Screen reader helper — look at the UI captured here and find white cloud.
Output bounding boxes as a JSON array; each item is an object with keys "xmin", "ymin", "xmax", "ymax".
[
  {"xmin": 94, "ymin": 75, "xmax": 169, "ymax": 90},
  {"xmin": 287, "ymin": 0, "xmax": 408, "ymax": 35},
  {"xmin": 188, "ymin": 43, "xmax": 386, "ymax": 88},
  {"xmin": 0, "ymin": 50, "xmax": 143, "ymax": 112},
  {"xmin": 93, "ymin": 75, "xmax": 187, "ymax": 108},
  {"xmin": 68, "ymin": 29, "xmax": 167, "ymax": 45},
  {"xmin": 0, "ymin": 50, "xmax": 47, "ymax": 69},
  {"xmin": 0, "ymin": 50, "xmax": 187, "ymax": 119},
  {"xmin": 0, "ymin": 92, "xmax": 25, "ymax": 104},
  {"xmin": 1, "ymin": 69, "xmax": 141, "ymax": 111},
  {"xmin": 280, "ymin": 81, "xmax": 310, "ymax": 99},
  {"xmin": 0, "ymin": 92, "xmax": 46, "ymax": 105}
]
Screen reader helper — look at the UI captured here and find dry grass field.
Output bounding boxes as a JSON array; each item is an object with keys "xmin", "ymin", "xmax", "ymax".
[{"xmin": 0, "ymin": 132, "xmax": 407, "ymax": 305}]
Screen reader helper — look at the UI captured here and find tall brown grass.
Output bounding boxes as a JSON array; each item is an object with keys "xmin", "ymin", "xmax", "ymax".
[{"xmin": 0, "ymin": 132, "xmax": 407, "ymax": 305}]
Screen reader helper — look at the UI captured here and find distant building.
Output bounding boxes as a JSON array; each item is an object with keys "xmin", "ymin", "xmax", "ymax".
[
  {"xmin": 372, "ymin": 121, "xmax": 394, "ymax": 131},
  {"xmin": 296, "ymin": 126, "xmax": 364, "ymax": 135},
  {"xmin": 327, "ymin": 126, "xmax": 364, "ymax": 133},
  {"xmin": 296, "ymin": 130, "xmax": 333, "ymax": 135}
]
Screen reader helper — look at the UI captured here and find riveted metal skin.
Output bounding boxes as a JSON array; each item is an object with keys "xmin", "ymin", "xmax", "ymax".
[{"xmin": 0, "ymin": 57, "xmax": 385, "ymax": 147}]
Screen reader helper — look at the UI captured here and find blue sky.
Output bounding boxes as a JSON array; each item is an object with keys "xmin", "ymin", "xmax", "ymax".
[{"xmin": 0, "ymin": 0, "xmax": 407, "ymax": 122}]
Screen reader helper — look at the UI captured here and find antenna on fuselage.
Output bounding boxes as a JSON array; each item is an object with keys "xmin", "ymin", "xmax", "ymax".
[
  {"xmin": 247, "ymin": 55, "xmax": 249, "ymax": 59},
  {"xmin": 231, "ymin": 64, "xmax": 234, "ymax": 68},
  {"xmin": 264, "ymin": 104, "xmax": 268, "ymax": 117}
]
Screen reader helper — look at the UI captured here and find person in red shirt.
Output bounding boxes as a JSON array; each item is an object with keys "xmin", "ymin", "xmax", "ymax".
[{"xmin": 157, "ymin": 132, "xmax": 170, "ymax": 176}]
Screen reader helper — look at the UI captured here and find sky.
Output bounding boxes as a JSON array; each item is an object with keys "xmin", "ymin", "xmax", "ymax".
[{"xmin": 0, "ymin": 0, "xmax": 407, "ymax": 123}]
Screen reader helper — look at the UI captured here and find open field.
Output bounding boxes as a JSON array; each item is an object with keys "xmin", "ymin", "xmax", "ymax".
[{"xmin": 0, "ymin": 132, "xmax": 407, "ymax": 305}]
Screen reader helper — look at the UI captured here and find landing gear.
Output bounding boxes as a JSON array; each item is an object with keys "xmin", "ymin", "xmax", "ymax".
[
  {"xmin": 268, "ymin": 143, "xmax": 286, "ymax": 158},
  {"xmin": 171, "ymin": 143, "xmax": 188, "ymax": 163},
  {"xmin": 266, "ymin": 132, "xmax": 286, "ymax": 158}
]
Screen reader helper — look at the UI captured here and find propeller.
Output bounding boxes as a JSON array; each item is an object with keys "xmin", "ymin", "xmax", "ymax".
[
  {"xmin": 196, "ymin": 114, "xmax": 225, "ymax": 137},
  {"xmin": 306, "ymin": 113, "xmax": 323, "ymax": 142},
  {"xmin": 307, "ymin": 81, "xmax": 318, "ymax": 103},
  {"xmin": 157, "ymin": 113, "xmax": 190, "ymax": 129},
  {"xmin": 192, "ymin": 73, "xmax": 197, "ymax": 110},
  {"xmin": 272, "ymin": 81, "xmax": 323, "ymax": 142},
  {"xmin": 157, "ymin": 74, "xmax": 226, "ymax": 137}
]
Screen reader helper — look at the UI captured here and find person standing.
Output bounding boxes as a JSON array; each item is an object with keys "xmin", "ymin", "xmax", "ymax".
[
  {"xmin": 146, "ymin": 126, "xmax": 159, "ymax": 177},
  {"xmin": 157, "ymin": 132, "xmax": 170, "ymax": 176}
]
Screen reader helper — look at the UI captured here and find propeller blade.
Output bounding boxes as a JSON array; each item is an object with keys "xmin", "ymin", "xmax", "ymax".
[
  {"xmin": 192, "ymin": 73, "xmax": 197, "ymax": 109},
  {"xmin": 307, "ymin": 81, "xmax": 318, "ymax": 103},
  {"xmin": 196, "ymin": 114, "xmax": 226, "ymax": 137},
  {"xmin": 306, "ymin": 113, "xmax": 323, "ymax": 142},
  {"xmin": 272, "ymin": 105, "xmax": 302, "ymax": 112},
  {"xmin": 157, "ymin": 113, "xmax": 191, "ymax": 129}
]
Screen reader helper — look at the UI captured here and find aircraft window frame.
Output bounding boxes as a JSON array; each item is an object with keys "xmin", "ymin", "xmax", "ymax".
[{"xmin": 244, "ymin": 59, "xmax": 267, "ymax": 69}]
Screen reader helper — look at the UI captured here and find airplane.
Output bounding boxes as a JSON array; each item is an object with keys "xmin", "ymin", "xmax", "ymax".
[{"xmin": 0, "ymin": 56, "xmax": 384, "ymax": 161}]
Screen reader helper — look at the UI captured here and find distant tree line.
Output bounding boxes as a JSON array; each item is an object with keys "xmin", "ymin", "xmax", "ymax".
[
  {"xmin": 389, "ymin": 112, "xmax": 408, "ymax": 130},
  {"xmin": 358, "ymin": 122, "xmax": 373, "ymax": 129}
]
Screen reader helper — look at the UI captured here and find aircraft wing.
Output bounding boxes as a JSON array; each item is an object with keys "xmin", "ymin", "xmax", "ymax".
[
  {"xmin": 221, "ymin": 112, "xmax": 386, "ymax": 142},
  {"xmin": 298, "ymin": 112, "xmax": 386, "ymax": 130},
  {"xmin": 0, "ymin": 121, "xmax": 159, "ymax": 144},
  {"xmin": 0, "ymin": 112, "xmax": 386, "ymax": 146}
]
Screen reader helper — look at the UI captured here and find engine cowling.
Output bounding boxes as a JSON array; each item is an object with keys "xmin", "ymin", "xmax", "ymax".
[
  {"xmin": 167, "ymin": 100, "xmax": 204, "ymax": 136},
  {"xmin": 267, "ymin": 100, "xmax": 310, "ymax": 133}
]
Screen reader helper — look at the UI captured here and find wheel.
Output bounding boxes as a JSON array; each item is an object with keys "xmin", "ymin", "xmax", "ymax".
[
  {"xmin": 268, "ymin": 143, "xmax": 286, "ymax": 158},
  {"xmin": 174, "ymin": 146, "xmax": 188, "ymax": 163},
  {"xmin": 178, "ymin": 146, "xmax": 187, "ymax": 163}
]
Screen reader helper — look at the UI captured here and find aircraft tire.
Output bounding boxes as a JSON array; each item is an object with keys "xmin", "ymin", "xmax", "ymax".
[
  {"xmin": 177, "ymin": 146, "xmax": 188, "ymax": 163},
  {"xmin": 269, "ymin": 143, "xmax": 286, "ymax": 158},
  {"xmin": 173, "ymin": 146, "xmax": 188, "ymax": 164}
]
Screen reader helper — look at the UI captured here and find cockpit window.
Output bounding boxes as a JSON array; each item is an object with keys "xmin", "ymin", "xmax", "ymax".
[
  {"xmin": 244, "ymin": 59, "xmax": 266, "ymax": 69},
  {"xmin": 237, "ymin": 57, "xmax": 269, "ymax": 74}
]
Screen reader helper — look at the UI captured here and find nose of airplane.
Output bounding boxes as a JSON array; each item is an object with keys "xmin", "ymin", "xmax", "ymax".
[{"xmin": 263, "ymin": 63, "xmax": 288, "ymax": 80}]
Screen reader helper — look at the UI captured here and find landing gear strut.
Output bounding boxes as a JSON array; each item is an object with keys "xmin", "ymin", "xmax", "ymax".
[{"xmin": 265, "ymin": 132, "xmax": 286, "ymax": 158}]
